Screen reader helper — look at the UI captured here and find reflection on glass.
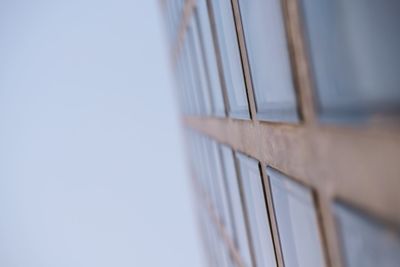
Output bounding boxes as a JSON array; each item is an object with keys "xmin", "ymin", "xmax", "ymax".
[
  {"xmin": 301, "ymin": 0, "xmax": 400, "ymax": 120},
  {"xmin": 238, "ymin": 0, "xmax": 298, "ymax": 122},
  {"xmin": 334, "ymin": 203, "xmax": 400, "ymax": 267},
  {"xmin": 268, "ymin": 167, "xmax": 324, "ymax": 267}
]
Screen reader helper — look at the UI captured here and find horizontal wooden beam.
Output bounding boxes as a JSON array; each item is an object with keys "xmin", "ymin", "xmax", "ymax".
[{"xmin": 184, "ymin": 116, "xmax": 400, "ymax": 225}]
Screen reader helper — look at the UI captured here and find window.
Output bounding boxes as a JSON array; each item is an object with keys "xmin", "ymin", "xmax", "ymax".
[
  {"xmin": 205, "ymin": 139, "xmax": 235, "ymax": 239},
  {"xmin": 195, "ymin": 0, "xmax": 226, "ymax": 117},
  {"xmin": 183, "ymin": 33, "xmax": 203, "ymax": 115},
  {"xmin": 220, "ymin": 145, "xmax": 253, "ymax": 267},
  {"xmin": 210, "ymin": 0, "xmax": 250, "ymax": 119},
  {"xmin": 171, "ymin": 2, "xmax": 400, "ymax": 267},
  {"xmin": 301, "ymin": 0, "xmax": 400, "ymax": 121},
  {"xmin": 198, "ymin": 136, "xmax": 220, "ymax": 216},
  {"xmin": 268, "ymin": 167, "xmax": 324, "ymax": 267},
  {"xmin": 175, "ymin": 50, "xmax": 197, "ymax": 115},
  {"xmin": 188, "ymin": 21, "xmax": 212, "ymax": 115},
  {"xmin": 200, "ymin": 204, "xmax": 222, "ymax": 267},
  {"xmin": 238, "ymin": 0, "xmax": 298, "ymax": 122},
  {"xmin": 236, "ymin": 153, "xmax": 277, "ymax": 267},
  {"xmin": 188, "ymin": 131, "xmax": 210, "ymax": 194},
  {"xmin": 334, "ymin": 202, "xmax": 400, "ymax": 267},
  {"xmin": 164, "ymin": 1, "xmax": 178, "ymax": 44}
]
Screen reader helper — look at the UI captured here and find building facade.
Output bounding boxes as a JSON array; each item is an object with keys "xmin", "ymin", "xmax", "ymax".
[{"xmin": 161, "ymin": 1, "xmax": 400, "ymax": 267}]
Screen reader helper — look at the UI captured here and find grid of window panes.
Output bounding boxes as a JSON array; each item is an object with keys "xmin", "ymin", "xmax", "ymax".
[
  {"xmin": 186, "ymin": 131, "xmax": 400, "ymax": 267},
  {"xmin": 185, "ymin": 131, "xmax": 329, "ymax": 267},
  {"xmin": 165, "ymin": 0, "xmax": 400, "ymax": 121},
  {"xmin": 168, "ymin": 0, "xmax": 301, "ymax": 121},
  {"xmin": 163, "ymin": 0, "xmax": 400, "ymax": 266}
]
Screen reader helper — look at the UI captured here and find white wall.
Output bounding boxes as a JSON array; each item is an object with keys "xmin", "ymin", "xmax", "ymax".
[{"xmin": 0, "ymin": 0, "xmax": 204, "ymax": 266}]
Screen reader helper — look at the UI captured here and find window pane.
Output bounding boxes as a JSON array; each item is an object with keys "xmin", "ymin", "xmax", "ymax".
[
  {"xmin": 199, "ymin": 136, "xmax": 220, "ymax": 215},
  {"xmin": 188, "ymin": 131, "xmax": 210, "ymax": 195},
  {"xmin": 188, "ymin": 21, "xmax": 212, "ymax": 115},
  {"xmin": 334, "ymin": 203, "xmax": 400, "ymax": 267},
  {"xmin": 196, "ymin": 0, "xmax": 226, "ymax": 117},
  {"xmin": 176, "ymin": 48, "xmax": 195, "ymax": 115},
  {"xmin": 183, "ymin": 33, "xmax": 203, "ymax": 115},
  {"xmin": 237, "ymin": 153, "xmax": 277, "ymax": 267},
  {"xmin": 268, "ymin": 167, "xmax": 324, "ymax": 267},
  {"xmin": 210, "ymin": 0, "xmax": 249, "ymax": 119},
  {"xmin": 301, "ymin": 0, "xmax": 400, "ymax": 121},
  {"xmin": 220, "ymin": 145, "xmax": 253, "ymax": 267},
  {"xmin": 238, "ymin": 0, "xmax": 298, "ymax": 122},
  {"xmin": 205, "ymin": 139, "xmax": 234, "ymax": 239},
  {"xmin": 204, "ymin": 204, "xmax": 230, "ymax": 267},
  {"xmin": 198, "ymin": 202, "xmax": 219, "ymax": 267}
]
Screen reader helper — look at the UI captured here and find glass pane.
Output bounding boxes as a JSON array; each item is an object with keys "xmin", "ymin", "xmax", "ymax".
[
  {"xmin": 210, "ymin": 0, "xmax": 249, "ymax": 119},
  {"xmin": 205, "ymin": 207, "xmax": 223, "ymax": 267},
  {"xmin": 187, "ymin": 22, "xmax": 211, "ymax": 115},
  {"xmin": 334, "ymin": 203, "xmax": 400, "ymax": 267},
  {"xmin": 191, "ymin": 15, "xmax": 213, "ymax": 116},
  {"xmin": 183, "ymin": 33, "xmax": 203, "ymax": 115},
  {"xmin": 220, "ymin": 145, "xmax": 253, "ymax": 267},
  {"xmin": 196, "ymin": 0, "xmax": 226, "ymax": 117},
  {"xmin": 205, "ymin": 139, "xmax": 234, "ymax": 239},
  {"xmin": 191, "ymin": 132, "xmax": 210, "ymax": 194},
  {"xmin": 176, "ymin": 50, "xmax": 195, "ymax": 115},
  {"xmin": 238, "ymin": 0, "xmax": 298, "ymax": 122},
  {"xmin": 199, "ymin": 136, "xmax": 220, "ymax": 214},
  {"xmin": 268, "ymin": 167, "xmax": 324, "ymax": 267},
  {"xmin": 237, "ymin": 153, "xmax": 277, "ymax": 267},
  {"xmin": 198, "ymin": 202, "xmax": 218, "ymax": 267},
  {"xmin": 301, "ymin": 0, "xmax": 400, "ymax": 121}
]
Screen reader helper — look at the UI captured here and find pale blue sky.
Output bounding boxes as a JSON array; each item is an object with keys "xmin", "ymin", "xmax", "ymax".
[{"xmin": 0, "ymin": 0, "xmax": 203, "ymax": 266}]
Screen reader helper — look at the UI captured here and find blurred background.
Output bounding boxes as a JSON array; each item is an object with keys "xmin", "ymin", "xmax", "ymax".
[{"xmin": 0, "ymin": 1, "xmax": 203, "ymax": 266}]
